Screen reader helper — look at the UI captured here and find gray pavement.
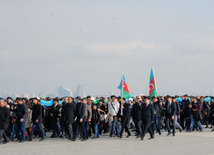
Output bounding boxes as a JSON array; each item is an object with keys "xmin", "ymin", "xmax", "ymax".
[{"xmin": 0, "ymin": 129, "xmax": 214, "ymax": 155}]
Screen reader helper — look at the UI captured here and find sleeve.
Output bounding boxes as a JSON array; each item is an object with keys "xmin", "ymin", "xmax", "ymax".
[
  {"xmin": 23, "ymin": 104, "xmax": 28, "ymax": 119},
  {"xmin": 151, "ymin": 104, "xmax": 154, "ymax": 121},
  {"xmin": 81, "ymin": 104, "xmax": 86, "ymax": 119},
  {"xmin": 177, "ymin": 102, "xmax": 180, "ymax": 115}
]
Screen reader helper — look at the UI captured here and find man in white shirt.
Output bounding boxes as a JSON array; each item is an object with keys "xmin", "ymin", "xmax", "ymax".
[{"xmin": 108, "ymin": 95, "xmax": 120, "ymax": 137}]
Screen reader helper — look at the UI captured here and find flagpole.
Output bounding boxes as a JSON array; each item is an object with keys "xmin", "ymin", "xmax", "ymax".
[{"xmin": 121, "ymin": 72, "xmax": 124, "ymax": 98}]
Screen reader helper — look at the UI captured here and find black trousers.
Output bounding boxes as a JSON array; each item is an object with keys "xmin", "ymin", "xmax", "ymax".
[
  {"xmin": 0, "ymin": 129, "xmax": 9, "ymax": 142},
  {"xmin": 66, "ymin": 123, "xmax": 74, "ymax": 139},
  {"xmin": 120, "ymin": 118, "xmax": 131, "ymax": 137},
  {"xmin": 165, "ymin": 116, "xmax": 176, "ymax": 134},
  {"xmin": 141, "ymin": 119, "xmax": 153, "ymax": 139}
]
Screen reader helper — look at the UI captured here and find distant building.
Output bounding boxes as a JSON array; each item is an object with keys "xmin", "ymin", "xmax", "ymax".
[
  {"xmin": 74, "ymin": 84, "xmax": 86, "ymax": 98},
  {"xmin": 58, "ymin": 86, "xmax": 73, "ymax": 98}
]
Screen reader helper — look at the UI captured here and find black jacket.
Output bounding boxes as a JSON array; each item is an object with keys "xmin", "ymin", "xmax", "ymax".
[
  {"xmin": 75, "ymin": 102, "xmax": 85, "ymax": 120},
  {"xmin": 15, "ymin": 103, "xmax": 27, "ymax": 120},
  {"xmin": 0, "ymin": 106, "xmax": 10, "ymax": 129},
  {"xmin": 64, "ymin": 102, "xmax": 76, "ymax": 124},
  {"xmin": 141, "ymin": 103, "xmax": 154, "ymax": 121},
  {"xmin": 175, "ymin": 102, "xmax": 180, "ymax": 116},
  {"xmin": 91, "ymin": 109, "xmax": 100, "ymax": 124},
  {"xmin": 32, "ymin": 104, "xmax": 43, "ymax": 123},
  {"xmin": 165, "ymin": 102, "xmax": 176, "ymax": 117},
  {"xmin": 153, "ymin": 99, "xmax": 162, "ymax": 116},
  {"xmin": 131, "ymin": 102, "xmax": 142, "ymax": 122},
  {"xmin": 61, "ymin": 102, "xmax": 67, "ymax": 121},
  {"xmin": 51, "ymin": 104, "xmax": 61, "ymax": 120},
  {"xmin": 118, "ymin": 103, "xmax": 130, "ymax": 120}
]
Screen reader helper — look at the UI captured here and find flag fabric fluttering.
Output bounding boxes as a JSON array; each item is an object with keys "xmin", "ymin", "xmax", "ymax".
[
  {"xmin": 149, "ymin": 68, "xmax": 158, "ymax": 99},
  {"xmin": 118, "ymin": 74, "xmax": 131, "ymax": 99}
]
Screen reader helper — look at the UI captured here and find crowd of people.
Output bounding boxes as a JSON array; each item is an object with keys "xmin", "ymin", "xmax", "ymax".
[{"xmin": 0, "ymin": 95, "xmax": 214, "ymax": 144}]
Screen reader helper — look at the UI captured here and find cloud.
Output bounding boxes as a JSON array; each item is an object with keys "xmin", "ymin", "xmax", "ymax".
[{"xmin": 87, "ymin": 41, "xmax": 169, "ymax": 55}]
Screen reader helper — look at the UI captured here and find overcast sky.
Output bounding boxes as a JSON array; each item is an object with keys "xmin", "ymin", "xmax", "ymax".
[{"xmin": 0, "ymin": 0, "xmax": 214, "ymax": 96}]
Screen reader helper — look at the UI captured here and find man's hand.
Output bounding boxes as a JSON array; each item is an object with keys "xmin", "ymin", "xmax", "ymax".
[
  {"xmin": 20, "ymin": 118, "xmax": 24, "ymax": 122},
  {"xmin": 178, "ymin": 115, "xmax": 180, "ymax": 119},
  {"xmin": 80, "ymin": 118, "xmax": 83, "ymax": 122},
  {"xmin": 36, "ymin": 119, "xmax": 39, "ymax": 123},
  {"xmin": 172, "ymin": 116, "xmax": 175, "ymax": 120}
]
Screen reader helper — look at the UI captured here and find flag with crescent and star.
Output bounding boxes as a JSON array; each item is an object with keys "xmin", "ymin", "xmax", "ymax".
[
  {"xmin": 118, "ymin": 74, "xmax": 131, "ymax": 99},
  {"xmin": 149, "ymin": 68, "xmax": 158, "ymax": 99}
]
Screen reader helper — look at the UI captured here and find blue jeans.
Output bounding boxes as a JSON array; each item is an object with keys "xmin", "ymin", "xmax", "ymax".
[
  {"xmin": 16, "ymin": 119, "xmax": 26, "ymax": 141},
  {"xmin": 94, "ymin": 123, "xmax": 99, "ymax": 137},
  {"xmin": 111, "ymin": 117, "xmax": 121, "ymax": 136},
  {"xmin": 175, "ymin": 115, "xmax": 182, "ymax": 130},
  {"xmin": 73, "ymin": 119, "xmax": 87, "ymax": 140},
  {"xmin": 51, "ymin": 119, "xmax": 60, "ymax": 136},
  {"xmin": 30, "ymin": 122, "xmax": 45, "ymax": 139},
  {"xmin": 189, "ymin": 115, "xmax": 203, "ymax": 131},
  {"xmin": 11, "ymin": 121, "xmax": 18, "ymax": 140}
]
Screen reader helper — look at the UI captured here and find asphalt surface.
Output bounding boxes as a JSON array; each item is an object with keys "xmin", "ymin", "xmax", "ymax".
[{"xmin": 0, "ymin": 129, "xmax": 214, "ymax": 155}]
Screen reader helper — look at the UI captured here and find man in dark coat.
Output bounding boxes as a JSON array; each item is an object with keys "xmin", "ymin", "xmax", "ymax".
[
  {"xmin": 14, "ymin": 98, "xmax": 27, "ymax": 142},
  {"xmin": 64, "ymin": 97, "xmax": 76, "ymax": 140},
  {"xmin": 72, "ymin": 97, "xmax": 87, "ymax": 141},
  {"xmin": 165, "ymin": 96, "xmax": 176, "ymax": 136},
  {"xmin": 50, "ymin": 99, "xmax": 61, "ymax": 138},
  {"xmin": 29, "ymin": 98, "xmax": 46, "ymax": 141},
  {"xmin": 118, "ymin": 98, "xmax": 131, "ymax": 138},
  {"xmin": 0, "ymin": 99, "xmax": 10, "ymax": 144},
  {"xmin": 140, "ymin": 97, "xmax": 154, "ymax": 140}
]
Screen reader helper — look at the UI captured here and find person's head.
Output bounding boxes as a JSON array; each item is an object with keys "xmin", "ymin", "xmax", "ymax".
[
  {"xmin": 33, "ymin": 98, "xmax": 38, "ymax": 104},
  {"xmin": 98, "ymin": 100, "xmax": 104, "ymax": 105},
  {"xmin": 7, "ymin": 97, "xmax": 12, "ymax": 103},
  {"xmin": 172, "ymin": 97, "xmax": 176, "ymax": 103},
  {"xmin": 92, "ymin": 104, "xmax": 97, "ymax": 110},
  {"xmin": 184, "ymin": 95, "xmax": 188, "ymax": 100},
  {"xmin": 111, "ymin": 95, "xmax": 117, "ymax": 102},
  {"xmin": 17, "ymin": 98, "xmax": 23, "ymax": 104},
  {"xmin": 128, "ymin": 98, "xmax": 133, "ymax": 104},
  {"xmin": 75, "ymin": 96, "xmax": 81, "ymax": 103},
  {"xmin": 201, "ymin": 96, "xmax": 205, "ymax": 101},
  {"xmin": 167, "ymin": 96, "xmax": 172, "ymax": 103},
  {"xmin": 121, "ymin": 98, "xmax": 126, "ymax": 104},
  {"xmin": 68, "ymin": 97, "xmax": 73, "ymax": 103},
  {"xmin": 152, "ymin": 97, "xmax": 158, "ymax": 102},
  {"xmin": 211, "ymin": 97, "xmax": 214, "ymax": 102},
  {"xmin": 82, "ymin": 98, "xmax": 87, "ymax": 104},
  {"xmin": 54, "ymin": 100, "xmax": 59, "ymax": 105},
  {"xmin": 193, "ymin": 97, "xmax": 197, "ymax": 103},
  {"xmin": 87, "ymin": 96, "xmax": 91, "ymax": 102},
  {"xmin": 144, "ymin": 97, "xmax": 149, "ymax": 104},
  {"xmin": 0, "ymin": 99, "xmax": 5, "ymax": 108},
  {"xmin": 87, "ymin": 99, "xmax": 92, "ymax": 105},
  {"xmin": 64, "ymin": 97, "xmax": 69, "ymax": 103}
]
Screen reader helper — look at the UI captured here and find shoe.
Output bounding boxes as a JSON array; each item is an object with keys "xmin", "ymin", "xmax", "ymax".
[
  {"xmin": 148, "ymin": 137, "xmax": 154, "ymax": 140},
  {"xmin": 136, "ymin": 135, "xmax": 140, "ymax": 138},
  {"xmin": 3, "ymin": 141, "xmax": 9, "ymax": 144},
  {"xmin": 110, "ymin": 134, "xmax": 112, "ymax": 138},
  {"xmin": 18, "ymin": 140, "xmax": 25, "ymax": 143},
  {"xmin": 40, "ymin": 138, "xmax": 45, "ymax": 141},
  {"xmin": 167, "ymin": 133, "xmax": 171, "ymax": 136},
  {"xmin": 119, "ymin": 135, "xmax": 122, "ymax": 138},
  {"xmin": 81, "ymin": 138, "xmax": 87, "ymax": 141},
  {"xmin": 126, "ymin": 134, "xmax": 131, "ymax": 138},
  {"xmin": 71, "ymin": 139, "xmax": 76, "ymax": 141},
  {"xmin": 51, "ymin": 135, "xmax": 56, "ymax": 138},
  {"xmin": 173, "ymin": 133, "xmax": 175, "ymax": 136},
  {"xmin": 141, "ymin": 137, "xmax": 144, "ymax": 141},
  {"xmin": 28, "ymin": 138, "xmax": 32, "ymax": 141},
  {"xmin": 179, "ymin": 128, "xmax": 182, "ymax": 133}
]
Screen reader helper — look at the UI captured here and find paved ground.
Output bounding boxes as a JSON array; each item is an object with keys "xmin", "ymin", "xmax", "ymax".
[{"xmin": 0, "ymin": 129, "xmax": 214, "ymax": 155}]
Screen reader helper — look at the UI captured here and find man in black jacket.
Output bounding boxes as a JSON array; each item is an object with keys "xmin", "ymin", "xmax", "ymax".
[
  {"xmin": 29, "ymin": 98, "xmax": 45, "ymax": 141},
  {"xmin": 72, "ymin": 97, "xmax": 87, "ymax": 141},
  {"xmin": 50, "ymin": 99, "xmax": 61, "ymax": 138},
  {"xmin": 119, "ymin": 98, "xmax": 131, "ymax": 138},
  {"xmin": 140, "ymin": 97, "xmax": 154, "ymax": 140},
  {"xmin": 0, "ymin": 99, "xmax": 10, "ymax": 144},
  {"xmin": 60, "ymin": 97, "xmax": 68, "ymax": 139},
  {"xmin": 165, "ymin": 96, "xmax": 176, "ymax": 136},
  {"xmin": 14, "ymin": 98, "xmax": 27, "ymax": 142},
  {"xmin": 64, "ymin": 97, "xmax": 76, "ymax": 140},
  {"xmin": 151, "ymin": 97, "xmax": 162, "ymax": 135}
]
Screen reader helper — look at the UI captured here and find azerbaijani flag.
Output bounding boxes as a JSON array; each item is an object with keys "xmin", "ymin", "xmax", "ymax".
[
  {"xmin": 118, "ymin": 74, "xmax": 131, "ymax": 99},
  {"xmin": 149, "ymin": 68, "xmax": 158, "ymax": 98}
]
